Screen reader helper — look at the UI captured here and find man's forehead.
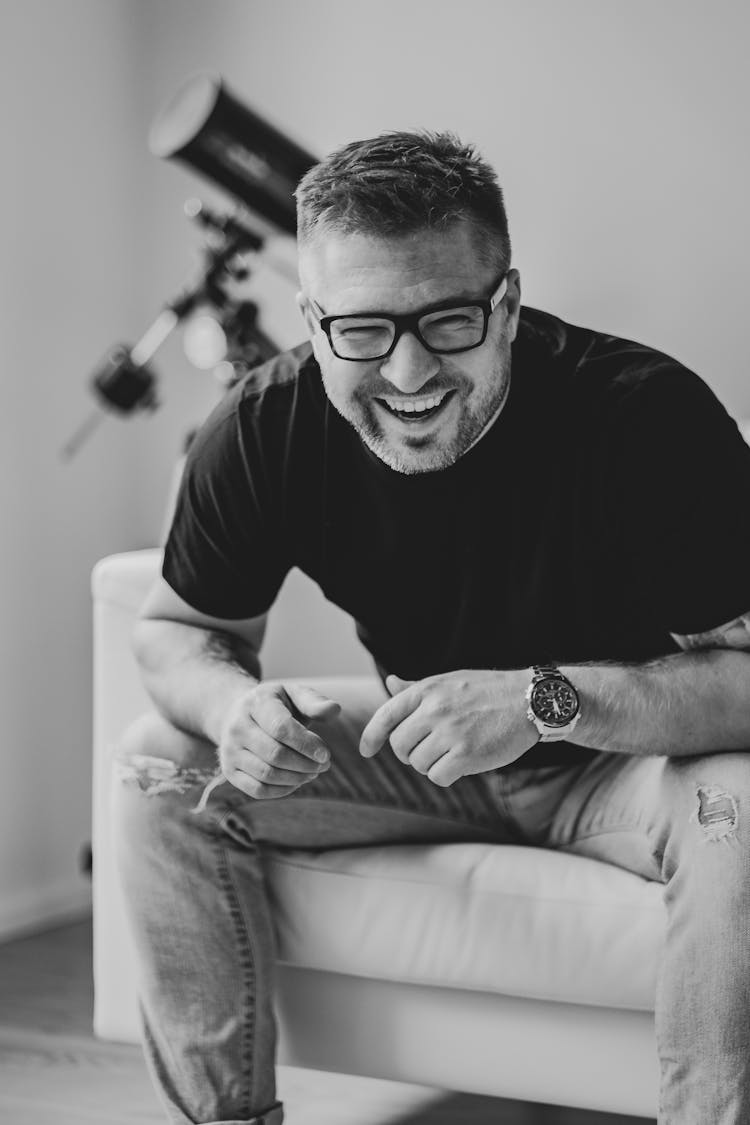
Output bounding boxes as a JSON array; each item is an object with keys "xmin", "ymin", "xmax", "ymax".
[{"xmin": 298, "ymin": 223, "xmax": 488, "ymax": 311}]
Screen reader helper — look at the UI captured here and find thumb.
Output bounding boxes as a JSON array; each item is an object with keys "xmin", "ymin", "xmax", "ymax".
[
  {"xmin": 285, "ymin": 682, "xmax": 341, "ymax": 721},
  {"xmin": 386, "ymin": 674, "xmax": 415, "ymax": 696}
]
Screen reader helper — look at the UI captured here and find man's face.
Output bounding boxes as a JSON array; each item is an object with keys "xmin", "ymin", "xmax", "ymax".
[{"xmin": 297, "ymin": 221, "xmax": 521, "ymax": 474}]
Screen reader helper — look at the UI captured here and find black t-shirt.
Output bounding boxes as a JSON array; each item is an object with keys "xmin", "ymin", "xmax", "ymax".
[{"xmin": 163, "ymin": 307, "xmax": 750, "ymax": 766}]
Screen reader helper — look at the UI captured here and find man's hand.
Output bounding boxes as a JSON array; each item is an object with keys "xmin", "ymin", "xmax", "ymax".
[
  {"xmin": 217, "ymin": 682, "xmax": 340, "ymax": 799},
  {"xmin": 359, "ymin": 669, "xmax": 537, "ymax": 786}
]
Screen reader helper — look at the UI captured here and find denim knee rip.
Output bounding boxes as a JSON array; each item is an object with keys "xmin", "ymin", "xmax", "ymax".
[
  {"xmin": 115, "ymin": 753, "xmax": 226, "ymax": 813},
  {"xmin": 693, "ymin": 784, "xmax": 739, "ymax": 843}
]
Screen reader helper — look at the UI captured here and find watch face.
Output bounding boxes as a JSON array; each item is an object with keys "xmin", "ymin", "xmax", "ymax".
[{"xmin": 530, "ymin": 678, "xmax": 580, "ymax": 727}]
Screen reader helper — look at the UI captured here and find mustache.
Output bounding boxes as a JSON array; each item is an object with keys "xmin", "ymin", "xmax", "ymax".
[{"xmin": 361, "ymin": 378, "xmax": 467, "ymax": 400}]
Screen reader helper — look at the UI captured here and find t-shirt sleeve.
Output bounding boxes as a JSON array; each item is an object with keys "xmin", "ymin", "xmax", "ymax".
[
  {"xmin": 613, "ymin": 366, "xmax": 750, "ymax": 636},
  {"xmin": 162, "ymin": 402, "xmax": 290, "ymax": 619}
]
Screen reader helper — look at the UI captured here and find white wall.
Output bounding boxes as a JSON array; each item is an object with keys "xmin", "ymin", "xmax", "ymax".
[
  {"xmin": 132, "ymin": 0, "xmax": 750, "ymax": 431},
  {"xmin": 2, "ymin": 0, "xmax": 749, "ymax": 939},
  {"xmin": 0, "ymin": 0, "xmax": 142, "ymax": 936}
]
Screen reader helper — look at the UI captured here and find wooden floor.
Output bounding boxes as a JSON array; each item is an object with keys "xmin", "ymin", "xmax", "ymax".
[{"xmin": 0, "ymin": 917, "xmax": 653, "ymax": 1124}]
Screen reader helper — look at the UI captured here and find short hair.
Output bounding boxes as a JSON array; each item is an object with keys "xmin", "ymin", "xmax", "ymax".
[{"xmin": 295, "ymin": 130, "xmax": 511, "ymax": 272}]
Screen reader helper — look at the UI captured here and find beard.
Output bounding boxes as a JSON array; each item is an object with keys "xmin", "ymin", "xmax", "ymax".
[{"xmin": 321, "ymin": 345, "xmax": 512, "ymax": 475}]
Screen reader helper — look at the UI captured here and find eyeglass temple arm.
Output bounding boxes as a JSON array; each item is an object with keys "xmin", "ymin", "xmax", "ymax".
[
  {"xmin": 489, "ymin": 275, "xmax": 509, "ymax": 312},
  {"xmin": 307, "ymin": 297, "xmax": 325, "ymax": 323}
]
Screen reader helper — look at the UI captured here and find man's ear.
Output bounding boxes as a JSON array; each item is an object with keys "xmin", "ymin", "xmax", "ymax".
[{"xmin": 504, "ymin": 269, "xmax": 522, "ymax": 343}]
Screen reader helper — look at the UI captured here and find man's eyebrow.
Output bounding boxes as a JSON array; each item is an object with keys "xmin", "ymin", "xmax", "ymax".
[{"xmin": 324, "ymin": 289, "xmax": 486, "ymax": 319}]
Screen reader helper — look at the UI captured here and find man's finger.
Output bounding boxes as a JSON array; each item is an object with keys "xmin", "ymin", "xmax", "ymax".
[
  {"xmin": 285, "ymin": 682, "xmax": 342, "ymax": 720},
  {"xmin": 235, "ymin": 725, "xmax": 325, "ymax": 774},
  {"xmin": 404, "ymin": 733, "xmax": 447, "ymax": 775},
  {"xmin": 359, "ymin": 688, "xmax": 420, "ymax": 758},
  {"xmin": 239, "ymin": 753, "xmax": 328, "ymax": 788},
  {"xmin": 427, "ymin": 754, "xmax": 460, "ymax": 788},
  {"xmin": 386, "ymin": 674, "xmax": 415, "ymax": 695},
  {"xmin": 251, "ymin": 690, "xmax": 332, "ymax": 763},
  {"xmin": 226, "ymin": 769, "xmax": 307, "ymax": 801},
  {"xmin": 388, "ymin": 714, "xmax": 437, "ymax": 764}
]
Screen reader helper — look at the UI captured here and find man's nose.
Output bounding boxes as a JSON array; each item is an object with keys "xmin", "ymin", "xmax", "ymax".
[{"xmin": 379, "ymin": 330, "xmax": 440, "ymax": 393}]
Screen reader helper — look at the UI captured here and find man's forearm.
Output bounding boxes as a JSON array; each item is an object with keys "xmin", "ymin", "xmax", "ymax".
[
  {"xmin": 561, "ymin": 649, "xmax": 750, "ymax": 757},
  {"xmin": 132, "ymin": 619, "xmax": 260, "ymax": 743}
]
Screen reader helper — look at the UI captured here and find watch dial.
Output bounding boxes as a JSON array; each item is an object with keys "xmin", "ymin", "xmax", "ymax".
[{"xmin": 531, "ymin": 680, "xmax": 579, "ymax": 726}]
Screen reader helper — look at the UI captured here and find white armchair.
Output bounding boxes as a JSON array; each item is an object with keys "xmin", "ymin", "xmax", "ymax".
[{"xmin": 92, "ymin": 549, "xmax": 662, "ymax": 1119}]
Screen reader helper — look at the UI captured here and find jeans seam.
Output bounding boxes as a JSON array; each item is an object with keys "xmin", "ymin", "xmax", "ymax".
[
  {"xmin": 219, "ymin": 793, "xmax": 505, "ymax": 840},
  {"xmin": 213, "ymin": 832, "xmax": 256, "ymax": 1122},
  {"xmin": 284, "ymin": 796, "xmax": 508, "ymax": 841}
]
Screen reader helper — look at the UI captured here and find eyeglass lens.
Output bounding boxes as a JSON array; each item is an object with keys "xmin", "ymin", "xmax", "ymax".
[{"xmin": 330, "ymin": 305, "xmax": 485, "ymax": 359}]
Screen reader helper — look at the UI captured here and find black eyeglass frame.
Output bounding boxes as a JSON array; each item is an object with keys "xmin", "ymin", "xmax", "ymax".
[{"xmin": 308, "ymin": 272, "xmax": 509, "ymax": 362}]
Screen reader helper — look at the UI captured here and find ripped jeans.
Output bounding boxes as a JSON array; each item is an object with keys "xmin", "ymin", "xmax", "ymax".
[{"xmin": 113, "ymin": 678, "xmax": 750, "ymax": 1125}]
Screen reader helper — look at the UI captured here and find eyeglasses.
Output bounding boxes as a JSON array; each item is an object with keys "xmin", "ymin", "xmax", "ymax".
[{"xmin": 307, "ymin": 273, "xmax": 508, "ymax": 362}]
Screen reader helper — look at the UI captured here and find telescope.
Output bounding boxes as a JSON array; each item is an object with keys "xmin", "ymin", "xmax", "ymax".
[
  {"xmin": 150, "ymin": 74, "xmax": 315, "ymax": 238},
  {"xmin": 63, "ymin": 75, "xmax": 318, "ymax": 459}
]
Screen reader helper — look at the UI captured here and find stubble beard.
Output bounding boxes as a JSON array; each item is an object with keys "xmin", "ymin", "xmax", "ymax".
[{"xmin": 325, "ymin": 350, "xmax": 512, "ymax": 475}]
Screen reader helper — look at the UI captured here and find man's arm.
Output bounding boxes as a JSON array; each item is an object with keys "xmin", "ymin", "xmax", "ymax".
[
  {"xmin": 561, "ymin": 610, "xmax": 750, "ymax": 758},
  {"xmin": 132, "ymin": 575, "xmax": 339, "ymax": 799},
  {"xmin": 133, "ymin": 575, "xmax": 267, "ymax": 744},
  {"xmin": 359, "ymin": 610, "xmax": 750, "ymax": 786}
]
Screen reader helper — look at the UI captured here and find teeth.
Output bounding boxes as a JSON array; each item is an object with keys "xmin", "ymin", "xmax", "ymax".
[{"xmin": 382, "ymin": 391, "xmax": 448, "ymax": 414}]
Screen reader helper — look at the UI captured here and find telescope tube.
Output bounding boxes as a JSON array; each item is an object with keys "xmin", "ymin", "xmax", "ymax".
[{"xmin": 149, "ymin": 74, "xmax": 318, "ymax": 237}]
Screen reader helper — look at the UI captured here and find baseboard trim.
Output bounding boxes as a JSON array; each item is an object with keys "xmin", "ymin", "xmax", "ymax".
[{"xmin": 0, "ymin": 878, "xmax": 93, "ymax": 942}]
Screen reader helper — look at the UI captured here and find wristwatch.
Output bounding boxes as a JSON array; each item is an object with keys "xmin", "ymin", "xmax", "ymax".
[{"xmin": 525, "ymin": 665, "xmax": 581, "ymax": 742}]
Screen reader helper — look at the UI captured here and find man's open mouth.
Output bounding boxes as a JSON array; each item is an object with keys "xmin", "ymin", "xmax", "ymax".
[{"xmin": 376, "ymin": 389, "xmax": 455, "ymax": 423}]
